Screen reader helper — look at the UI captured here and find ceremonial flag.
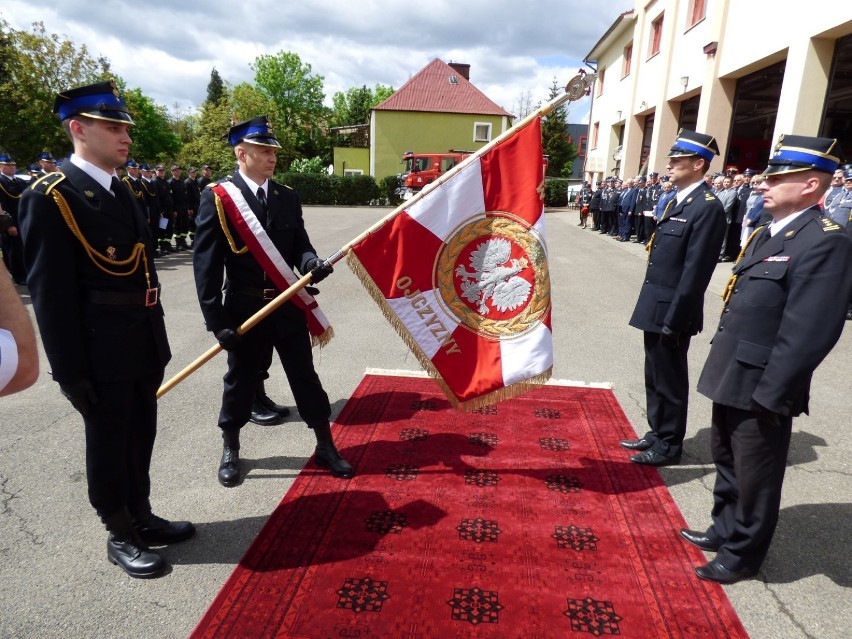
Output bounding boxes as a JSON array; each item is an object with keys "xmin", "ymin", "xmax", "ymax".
[{"xmin": 348, "ymin": 117, "xmax": 552, "ymax": 408}]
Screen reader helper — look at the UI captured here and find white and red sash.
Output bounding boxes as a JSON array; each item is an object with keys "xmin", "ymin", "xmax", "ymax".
[{"xmin": 213, "ymin": 181, "xmax": 333, "ymax": 347}]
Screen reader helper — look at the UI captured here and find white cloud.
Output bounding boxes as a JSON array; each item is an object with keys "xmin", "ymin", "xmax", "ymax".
[{"xmin": 1, "ymin": 0, "xmax": 632, "ymax": 121}]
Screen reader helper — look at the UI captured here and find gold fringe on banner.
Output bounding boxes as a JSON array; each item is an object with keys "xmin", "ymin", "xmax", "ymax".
[{"xmin": 347, "ymin": 252, "xmax": 552, "ymax": 411}]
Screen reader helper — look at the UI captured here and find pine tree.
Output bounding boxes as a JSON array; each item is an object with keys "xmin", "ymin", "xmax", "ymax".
[
  {"xmin": 541, "ymin": 78, "xmax": 577, "ymax": 177},
  {"xmin": 206, "ymin": 68, "xmax": 225, "ymax": 105}
]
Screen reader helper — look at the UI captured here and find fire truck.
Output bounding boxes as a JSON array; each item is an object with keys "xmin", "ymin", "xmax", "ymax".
[{"xmin": 397, "ymin": 149, "xmax": 473, "ymax": 200}]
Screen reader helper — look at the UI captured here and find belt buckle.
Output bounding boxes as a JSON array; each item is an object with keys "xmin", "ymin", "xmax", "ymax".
[
  {"xmin": 262, "ymin": 288, "xmax": 277, "ymax": 300},
  {"xmin": 145, "ymin": 287, "xmax": 159, "ymax": 307}
]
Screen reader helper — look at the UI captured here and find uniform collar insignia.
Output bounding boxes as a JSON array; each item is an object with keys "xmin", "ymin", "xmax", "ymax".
[
  {"xmin": 84, "ymin": 190, "xmax": 94, "ymax": 198},
  {"xmin": 785, "ymin": 230, "xmax": 796, "ymax": 237}
]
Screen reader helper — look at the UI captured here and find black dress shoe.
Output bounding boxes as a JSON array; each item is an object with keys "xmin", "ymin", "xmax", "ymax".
[
  {"xmin": 619, "ymin": 438, "xmax": 651, "ymax": 451},
  {"xmin": 218, "ymin": 446, "xmax": 240, "ymax": 487},
  {"xmin": 630, "ymin": 449, "xmax": 681, "ymax": 466},
  {"xmin": 695, "ymin": 559, "xmax": 756, "ymax": 584},
  {"xmin": 315, "ymin": 444, "xmax": 354, "ymax": 479},
  {"xmin": 680, "ymin": 528, "xmax": 720, "ymax": 552},
  {"xmin": 249, "ymin": 401, "xmax": 285, "ymax": 426},
  {"xmin": 134, "ymin": 513, "xmax": 196, "ymax": 545},
  {"xmin": 257, "ymin": 394, "xmax": 292, "ymax": 418},
  {"xmin": 107, "ymin": 534, "xmax": 166, "ymax": 578}
]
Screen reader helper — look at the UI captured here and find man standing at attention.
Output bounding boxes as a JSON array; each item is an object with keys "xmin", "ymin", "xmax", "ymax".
[
  {"xmin": 621, "ymin": 129, "xmax": 727, "ymax": 466},
  {"xmin": 19, "ymin": 80, "xmax": 194, "ymax": 579},
  {"xmin": 192, "ymin": 115, "xmax": 352, "ymax": 487},
  {"xmin": 684, "ymin": 135, "xmax": 852, "ymax": 584}
]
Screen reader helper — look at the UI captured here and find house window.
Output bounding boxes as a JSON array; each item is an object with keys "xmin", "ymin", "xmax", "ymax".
[
  {"xmin": 592, "ymin": 122, "xmax": 599, "ymax": 149},
  {"xmin": 474, "ymin": 122, "xmax": 492, "ymax": 142},
  {"xmin": 687, "ymin": 0, "xmax": 706, "ymax": 28},
  {"xmin": 343, "ymin": 169, "xmax": 364, "ymax": 176},
  {"xmin": 578, "ymin": 136, "xmax": 588, "ymax": 156},
  {"xmin": 622, "ymin": 43, "xmax": 633, "ymax": 78},
  {"xmin": 649, "ymin": 14, "xmax": 664, "ymax": 58},
  {"xmin": 597, "ymin": 67, "xmax": 606, "ymax": 96}
]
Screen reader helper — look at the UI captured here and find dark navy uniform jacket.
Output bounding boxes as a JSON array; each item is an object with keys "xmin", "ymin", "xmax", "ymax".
[
  {"xmin": 19, "ymin": 163, "xmax": 170, "ymax": 384},
  {"xmin": 629, "ymin": 181, "xmax": 726, "ymax": 335},
  {"xmin": 698, "ymin": 208, "xmax": 852, "ymax": 416},
  {"xmin": 192, "ymin": 171, "xmax": 317, "ymax": 335}
]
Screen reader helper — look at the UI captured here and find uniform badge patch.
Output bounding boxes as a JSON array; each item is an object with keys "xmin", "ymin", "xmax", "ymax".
[{"xmin": 106, "ymin": 246, "xmax": 117, "ymax": 260}]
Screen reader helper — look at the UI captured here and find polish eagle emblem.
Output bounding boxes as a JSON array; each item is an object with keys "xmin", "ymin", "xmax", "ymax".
[{"xmin": 455, "ymin": 237, "xmax": 532, "ymax": 315}]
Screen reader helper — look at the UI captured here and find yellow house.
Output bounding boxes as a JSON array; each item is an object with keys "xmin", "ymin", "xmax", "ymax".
[{"xmin": 332, "ymin": 58, "xmax": 513, "ymax": 180}]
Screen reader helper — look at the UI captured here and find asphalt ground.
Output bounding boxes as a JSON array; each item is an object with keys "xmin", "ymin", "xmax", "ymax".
[{"xmin": 1, "ymin": 205, "xmax": 849, "ymax": 638}]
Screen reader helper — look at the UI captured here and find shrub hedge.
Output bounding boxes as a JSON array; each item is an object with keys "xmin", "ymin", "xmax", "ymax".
[{"xmin": 275, "ymin": 173, "xmax": 383, "ymax": 206}]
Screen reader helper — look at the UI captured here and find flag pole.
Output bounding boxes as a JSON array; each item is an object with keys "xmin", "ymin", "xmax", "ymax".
[
  {"xmin": 156, "ymin": 272, "xmax": 314, "ymax": 398},
  {"xmin": 156, "ymin": 72, "xmax": 595, "ymax": 399}
]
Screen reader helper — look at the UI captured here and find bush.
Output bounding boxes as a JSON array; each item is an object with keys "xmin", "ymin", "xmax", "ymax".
[
  {"xmin": 275, "ymin": 172, "xmax": 380, "ymax": 206},
  {"xmin": 380, "ymin": 175, "xmax": 403, "ymax": 207},
  {"xmin": 337, "ymin": 175, "xmax": 381, "ymax": 206},
  {"xmin": 544, "ymin": 178, "xmax": 569, "ymax": 207},
  {"xmin": 289, "ymin": 157, "xmax": 326, "ymax": 174}
]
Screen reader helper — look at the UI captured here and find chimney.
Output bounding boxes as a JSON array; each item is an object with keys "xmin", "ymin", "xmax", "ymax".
[{"xmin": 448, "ymin": 62, "xmax": 470, "ymax": 81}]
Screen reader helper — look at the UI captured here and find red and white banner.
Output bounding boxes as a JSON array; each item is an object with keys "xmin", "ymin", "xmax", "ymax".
[
  {"xmin": 348, "ymin": 118, "xmax": 552, "ymax": 408},
  {"xmin": 213, "ymin": 181, "xmax": 333, "ymax": 347}
]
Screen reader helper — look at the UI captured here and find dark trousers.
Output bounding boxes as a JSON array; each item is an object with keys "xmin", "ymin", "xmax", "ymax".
[
  {"xmin": 1, "ymin": 232, "xmax": 26, "ymax": 283},
  {"xmin": 591, "ymin": 208, "xmax": 601, "ymax": 229},
  {"xmin": 219, "ymin": 299, "xmax": 330, "ymax": 432},
  {"xmin": 83, "ymin": 370, "xmax": 163, "ymax": 518},
  {"xmin": 642, "ymin": 331, "xmax": 691, "ymax": 458},
  {"xmin": 708, "ymin": 403, "xmax": 793, "ymax": 572},
  {"xmin": 726, "ymin": 222, "xmax": 742, "ymax": 260}
]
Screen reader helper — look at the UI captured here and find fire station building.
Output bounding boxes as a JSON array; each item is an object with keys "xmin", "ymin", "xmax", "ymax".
[{"xmin": 583, "ymin": 0, "xmax": 852, "ymax": 182}]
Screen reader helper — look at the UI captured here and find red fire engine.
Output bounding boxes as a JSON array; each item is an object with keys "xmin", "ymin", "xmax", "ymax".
[{"xmin": 398, "ymin": 149, "xmax": 472, "ymax": 199}]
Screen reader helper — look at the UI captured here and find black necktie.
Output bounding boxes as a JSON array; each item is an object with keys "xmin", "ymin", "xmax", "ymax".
[
  {"xmin": 256, "ymin": 187, "xmax": 268, "ymax": 226},
  {"xmin": 753, "ymin": 227, "xmax": 771, "ymax": 251}
]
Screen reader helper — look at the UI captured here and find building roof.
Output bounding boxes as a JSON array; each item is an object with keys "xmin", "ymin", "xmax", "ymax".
[
  {"xmin": 585, "ymin": 10, "xmax": 635, "ymax": 62},
  {"xmin": 373, "ymin": 58, "xmax": 512, "ymax": 117}
]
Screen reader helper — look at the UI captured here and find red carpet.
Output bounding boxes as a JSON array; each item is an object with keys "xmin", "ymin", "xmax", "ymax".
[{"xmin": 190, "ymin": 372, "xmax": 748, "ymax": 638}]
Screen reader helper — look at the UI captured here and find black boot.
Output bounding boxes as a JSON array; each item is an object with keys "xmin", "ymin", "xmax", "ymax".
[
  {"xmin": 313, "ymin": 422, "xmax": 354, "ymax": 479},
  {"xmin": 256, "ymin": 377, "xmax": 292, "ymax": 418},
  {"xmin": 130, "ymin": 498, "xmax": 196, "ymax": 545},
  {"xmin": 250, "ymin": 400, "xmax": 285, "ymax": 426},
  {"xmin": 218, "ymin": 429, "xmax": 241, "ymax": 487},
  {"xmin": 103, "ymin": 509, "xmax": 166, "ymax": 578}
]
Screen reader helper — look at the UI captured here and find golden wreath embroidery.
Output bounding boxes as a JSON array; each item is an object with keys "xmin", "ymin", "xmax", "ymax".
[{"xmin": 435, "ymin": 213, "xmax": 550, "ymax": 339}]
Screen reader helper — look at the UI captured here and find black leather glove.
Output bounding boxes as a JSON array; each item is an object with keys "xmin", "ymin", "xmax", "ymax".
[
  {"xmin": 214, "ymin": 328, "xmax": 242, "ymax": 351},
  {"xmin": 59, "ymin": 379, "xmax": 98, "ymax": 417},
  {"xmin": 307, "ymin": 257, "xmax": 333, "ymax": 284},
  {"xmin": 660, "ymin": 325, "xmax": 681, "ymax": 348},
  {"xmin": 751, "ymin": 399, "xmax": 782, "ymax": 428}
]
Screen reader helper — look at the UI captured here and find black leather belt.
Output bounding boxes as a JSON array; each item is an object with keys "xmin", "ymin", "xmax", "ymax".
[
  {"xmin": 84, "ymin": 286, "xmax": 161, "ymax": 307},
  {"xmin": 230, "ymin": 285, "xmax": 281, "ymax": 300}
]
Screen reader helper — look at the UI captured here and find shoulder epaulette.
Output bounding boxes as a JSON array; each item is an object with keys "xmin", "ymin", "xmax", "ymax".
[
  {"xmin": 818, "ymin": 216, "xmax": 842, "ymax": 232},
  {"xmin": 30, "ymin": 172, "xmax": 66, "ymax": 195},
  {"xmin": 704, "ymin": 192, "xmax": 716, "ymax": 201}
]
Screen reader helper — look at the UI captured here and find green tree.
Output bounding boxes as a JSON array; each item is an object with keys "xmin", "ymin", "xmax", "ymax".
[
  {"xmin": 541, "ymin": 78, "xmax": 577, "ymax": 177},
  {"xmin": 122, "ymin": 88, "xmax": 181, "ymax": 165},
  {"xmin": 0, "ymin": 19, "xmax": 112, "ymax": 163},
  {"xmin": 177, "ymin": 97, "xmax": 238, "ymax": 175},
  {"xmin": 250, "ymin": 51, "xmax": 330, "ymax": 164},
  {"xmin": 330, "ymin": 84, "xmax": 395, "ymax": 128},
  {"xmin": 206, "ymin": 67, "xmax": 225, "ymax": 105}
]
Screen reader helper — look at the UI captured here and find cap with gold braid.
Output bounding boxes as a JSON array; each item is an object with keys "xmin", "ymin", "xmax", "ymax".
[
  {"xmin": 224, "ymin": 115, "xmax": 281, "ymax": 148},
  {"xmin": 53, "ymin": 79, "xmax": 134, "ymax": 125},
  {"xmin": 666, "ymin": 129, "xmax": 720, "ymax": 162},
  {"xmin": 762, "ymin": 134, "xmax": 840, "ymax": 175}
]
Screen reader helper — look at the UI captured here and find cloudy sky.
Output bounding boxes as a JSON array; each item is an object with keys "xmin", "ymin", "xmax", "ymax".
[{"xmin": 2, "ymin": 1, "xmax": 634, "ymax": 123}]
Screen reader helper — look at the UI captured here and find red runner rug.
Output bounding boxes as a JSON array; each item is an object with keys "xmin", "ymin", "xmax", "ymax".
[{"xmin": 190, "ymin": 372, "xmax": 748, "ymax": 638}]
